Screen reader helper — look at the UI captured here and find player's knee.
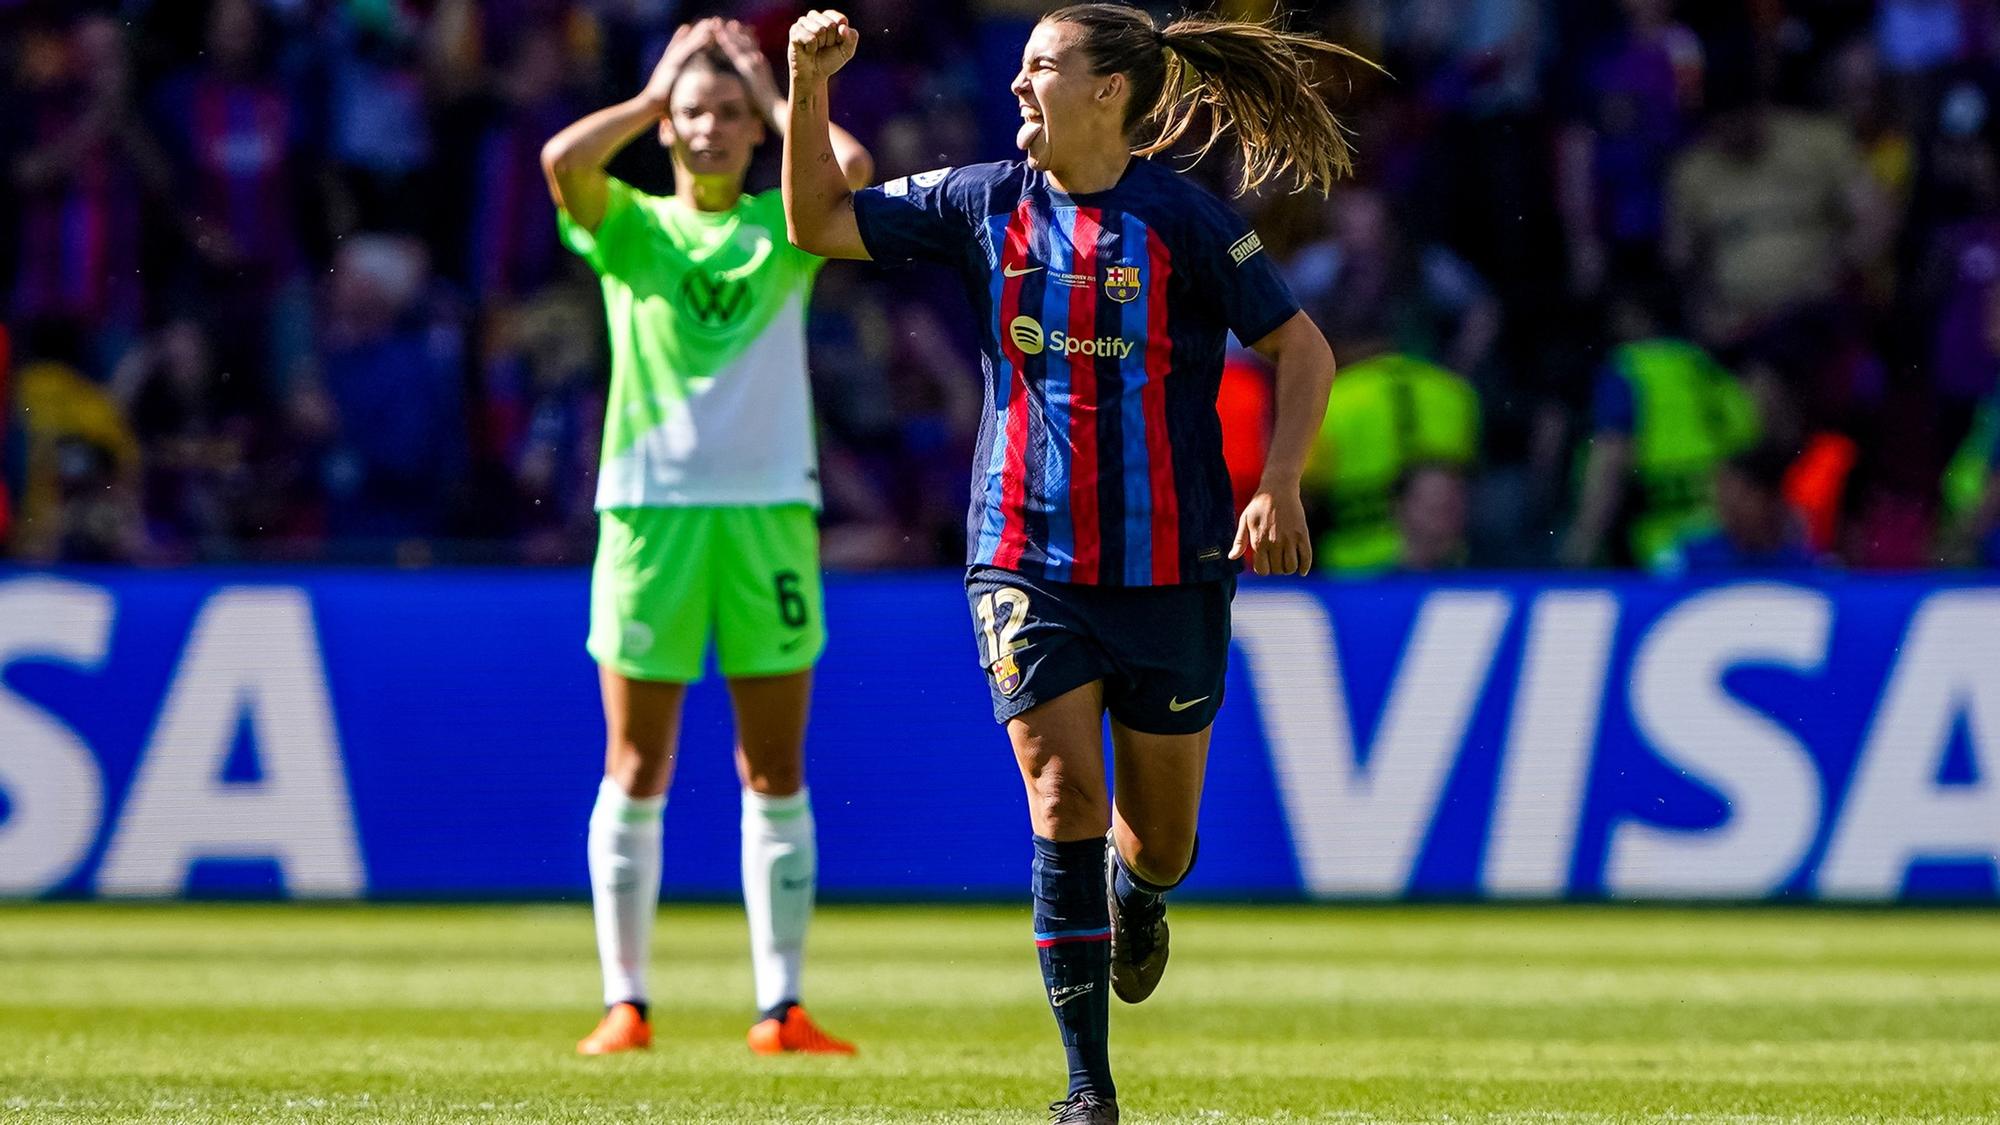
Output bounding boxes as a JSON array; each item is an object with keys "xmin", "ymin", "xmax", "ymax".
[
  {"xmin": 1125, "ymin": 834, "xmax": 1195, "ymax": 887},
  {"xmin": 740, "ymin": 762, "xmax": 804, "ymax": 797},
  {"xmin": 605, "ymin": 740, "xmax": 673, "ymax": 798},
  {"xmin": 1028, "ymin": 773, "xmax": 1107, "ymax": 833}
]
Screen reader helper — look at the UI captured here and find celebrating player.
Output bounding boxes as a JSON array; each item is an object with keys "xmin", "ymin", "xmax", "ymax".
[
  {"xmin": 783, "ymin": 5, "xmax": 1352, "ymax": 1120},
  {"xmin": 539, "ymin": 17, "xmax": 872, "ymax": 1057}
]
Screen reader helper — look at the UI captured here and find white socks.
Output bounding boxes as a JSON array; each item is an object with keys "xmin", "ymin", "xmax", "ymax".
[
  {"xmin": 588, "ymin": 777, "xmax": 665, "ymax": 1008},
  {"xmin": 742, "ymin": 787, "xmax": 817, "ymax": 1013},
  {"xmin": 588, "ymin": 779, "xmax": 817, "ymax": 1016}
]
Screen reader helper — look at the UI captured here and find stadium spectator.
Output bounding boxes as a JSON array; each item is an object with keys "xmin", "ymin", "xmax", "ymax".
[
  {"xmin": 1561, "ymin": 291, "xmax": 1760, "ymax": 570},
  {"xmin": 323, "ymin": 0, "xmax": 435, "ymax": 233},
  {"xmin": 1665, "ymin": 67, "xmax": 1888, "ymax": 348},
  {"xmin": 150, "ymin": 0, "xmax": 319, "ymax": 388},
  {"xmin": 9, "ymin": 2, "xmax": 2000, "ymax": 572},
  {"xmin": 307, "ymin": 234, "xmax": 468, "ymax": 546},
  {"xmin": 1909, "ymin": 81, "xmax": 2000, "ymax": 432},
  {"xmin": 1831, "ymin": 37, "xmax": 1914, "ymax": 301},
  {"xmin": 1659, "ymin": 444, "xmax": 1820, "ymax": 574},
  {"xmin": 1944, "ymin": 389, "xmax": 2000, "ymax": 563},
  {"xmin": 478, "ymin": 290, "xmax": 603, "ymax": 563},
  {"xmin": 1395, "ymin": 461, "xmax": 1471, "ymax": 571},
  {"xmin": 1302, "ymin": 350, "xmax": 1480, "ymax": 573},
  {"xmin": 1556, "ymin": 0, "xmax": 1705, "ymax": 299},
  {"xmin": 5, "ymin": 14, "xmax": 169, "ymax": 375},
  {"xmin": 7, "ymin": 319, "xmax": 143, "ymax": 562},
  {"xmin": 1286, "ymin": 186, "xmax": 1501, "ymax": 380},
  {"xmin": 439, "ymin": 24, "xmax": 580, "ymax": 301},
  {"xmin": 109, "ymin": 317, "xmax": 262, "ymax": 561}
]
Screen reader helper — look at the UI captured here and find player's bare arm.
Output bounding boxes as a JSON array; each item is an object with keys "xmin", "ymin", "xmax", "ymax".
[
  {"xmin": 540, "ymin": 20, "xmax": 718, "ymax": 231},
  {"xmin": 1234, "ymin": 310, "xmax": 1335, "ymax": 578},
  {"xmin": 782, "ymin": 9, "xmax": 870, "ymax": 259},
  {"xmin": 715, "ymin": 19, "xmax": 873, "ymax": 191}
]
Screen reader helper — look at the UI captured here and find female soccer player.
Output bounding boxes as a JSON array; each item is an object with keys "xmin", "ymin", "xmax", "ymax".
[
  {"xmin": 540, "ymin": 17, "xmax": 873, "ymax": 1057},
  {"xmin": 783, "ymin": 6, "xmax": 1352, "ymax": 1120}
]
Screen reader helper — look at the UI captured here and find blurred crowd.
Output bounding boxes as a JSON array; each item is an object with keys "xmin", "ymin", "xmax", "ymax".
[{"xmin": 6, "ymin": 0, "xmax": 2000, "ymax": 572}]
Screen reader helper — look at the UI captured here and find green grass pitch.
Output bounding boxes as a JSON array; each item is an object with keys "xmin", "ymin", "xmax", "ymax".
[{"xmin": 4, "ymin": 903, "xmax": 1998, "ymax": 1123}]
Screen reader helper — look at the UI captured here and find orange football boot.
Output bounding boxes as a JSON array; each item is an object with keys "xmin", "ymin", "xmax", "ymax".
[
  {"xmin": 576, "ymin": 1002, "xmax": 651, "ymax": 1055},
  {"xmin": 745, "ymin": 1004, "xmax": 856, "ymax": 1056}
]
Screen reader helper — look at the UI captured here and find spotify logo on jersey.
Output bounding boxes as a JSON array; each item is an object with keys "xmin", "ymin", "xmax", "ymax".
[
  {"xmin": 1009, "ymin": 316, "xmax": 1046, "ymax": 355},
  {"xmin": 1007, "ymin": 315, "xmax": 1135, "ymax": 361}
]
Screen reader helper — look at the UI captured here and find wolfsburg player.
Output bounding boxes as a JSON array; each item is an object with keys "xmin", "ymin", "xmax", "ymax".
[{"xmin": 539, "ymin": 17, "xmax": 872, "ymax": 1056}]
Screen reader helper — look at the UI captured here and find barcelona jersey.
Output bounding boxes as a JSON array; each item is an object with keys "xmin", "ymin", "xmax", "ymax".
[{"xmin": 852, "ymin": 158, "xmax": 1300, "ymax": 586}]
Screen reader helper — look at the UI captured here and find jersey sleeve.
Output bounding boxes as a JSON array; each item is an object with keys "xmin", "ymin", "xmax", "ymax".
[
  {"xmin": 556, "ymin": 177, "xmax": 642, "ymax": 273},
  {"xmin": 1194, "ymin": 205, "xmax": 1301, "ymax": 346},
  {"xmin": 1591, "ymin": 365, "xmax": 1637, "ymax": 435},
  {"xmin": 851, "ymin": 166, "xmax": 987, "ymax": 264}
]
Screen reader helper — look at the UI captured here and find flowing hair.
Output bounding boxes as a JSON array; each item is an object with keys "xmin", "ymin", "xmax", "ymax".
[{"xmin": 1045, "ymin": 3, "xmax": 1377, "ymax": 196}]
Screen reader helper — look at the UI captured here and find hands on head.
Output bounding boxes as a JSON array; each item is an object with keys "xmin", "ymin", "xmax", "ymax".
[{"xmin": 644, "ymin": 18, "xmax": 783, "ymax": 120}]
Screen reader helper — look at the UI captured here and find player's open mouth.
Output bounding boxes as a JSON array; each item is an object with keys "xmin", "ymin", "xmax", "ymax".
[{"xmin": 1016, "ymin": 105, "xmax": 1045, "ymax": 155}]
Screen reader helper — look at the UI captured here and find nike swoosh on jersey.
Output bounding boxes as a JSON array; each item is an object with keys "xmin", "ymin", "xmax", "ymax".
[
  {"xmin": 1167, "ymin": 695, "xmax": 1211, "ymax": 712},
  {"xmin": 1002, "ymin": 264, "xmax": 1043, "ymax": 278}
]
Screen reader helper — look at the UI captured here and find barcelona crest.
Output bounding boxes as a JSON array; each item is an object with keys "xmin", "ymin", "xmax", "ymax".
[
  {"xmin": 992, "ymin": 652, "xmax": 1024, "ymax": 697},
  {"xmin": 1103, "ymin": 265, "xmax": 1142, "ymax": 303}
]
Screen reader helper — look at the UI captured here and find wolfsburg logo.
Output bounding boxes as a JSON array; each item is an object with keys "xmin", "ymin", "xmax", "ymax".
[
  {"xmin": 677, "ymin": 271, "xmax": 751, "ymax": 329},
  {"xmin": 1007, "ymin": 315, "xmax": 1134, "ymax": 360},
  {"xmin": 1229, "ymin": 231, "xmax": 1265, "ymax": 266}
]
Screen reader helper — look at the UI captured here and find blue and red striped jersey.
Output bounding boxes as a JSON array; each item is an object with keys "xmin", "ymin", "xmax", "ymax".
[{"xmin": 852, "ymin": 158, "xmax": 1300, "ymax": 586}]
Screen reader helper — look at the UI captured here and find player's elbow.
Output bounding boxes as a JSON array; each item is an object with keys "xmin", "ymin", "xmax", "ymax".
[
  {"xmin": 785, "ymin": 211, "xmax": 824, "ymax": 256},
  {"xmin": 841, "ymin": 152, "xmax": 875, "ymax": 193},
  {"xmin": 1268, "ymin": 314, "xmax": 1334, "ymax": 380},
  {"xmin": 785, "ymin": 198, "xmax": 852, "ymax": 258},
  {"xmin": 539, "ymin": 137, "xmax": 577, "ymax": 179}
]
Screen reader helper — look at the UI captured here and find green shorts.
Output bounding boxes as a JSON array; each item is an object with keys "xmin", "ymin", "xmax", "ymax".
[{"xmin": 588, "ymin": 505, "xmax": 827, "ymax": 683}]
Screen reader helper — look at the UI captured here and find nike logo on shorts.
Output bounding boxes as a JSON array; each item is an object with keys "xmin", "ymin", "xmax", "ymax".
[{"xmin": 1168, "ymin": 695, "xmax": 1211, "ymax": 713}]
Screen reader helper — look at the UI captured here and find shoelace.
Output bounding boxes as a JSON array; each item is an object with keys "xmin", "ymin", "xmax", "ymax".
[
  {"xmin": 1048, "ymin": 1093, "xmax": 1110, "ymax": 1123},
  {"xmin": 1120, "ymin": 900, "xmax": 1165, "ymax": 962}
]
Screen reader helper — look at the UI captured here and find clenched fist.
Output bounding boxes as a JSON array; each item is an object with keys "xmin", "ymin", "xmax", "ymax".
[{"xmin": 789, "ymin": 9, "xmax": 858, "ymax": 86}]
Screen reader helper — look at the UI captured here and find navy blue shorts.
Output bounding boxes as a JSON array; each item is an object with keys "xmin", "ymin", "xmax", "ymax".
[{"xmin": 965, "ymin": 566, "xmax": 1235, "ymax": 734}]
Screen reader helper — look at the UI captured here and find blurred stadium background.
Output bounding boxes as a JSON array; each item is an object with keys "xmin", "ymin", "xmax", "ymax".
[{"xmin": 3, "ymin": 0, "xmax": 2000, "ymax": 1121}]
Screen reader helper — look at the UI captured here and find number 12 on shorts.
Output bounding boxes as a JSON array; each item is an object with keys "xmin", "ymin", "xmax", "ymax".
[{"xmin": 974, "ymin": 588, "xmax": 1031, "ymax": 696}]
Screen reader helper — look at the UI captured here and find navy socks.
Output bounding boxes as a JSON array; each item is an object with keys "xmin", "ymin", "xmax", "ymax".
[{"xmin": 1031, "ymin": 835, "xmax": 1114, "ymax": 1098}]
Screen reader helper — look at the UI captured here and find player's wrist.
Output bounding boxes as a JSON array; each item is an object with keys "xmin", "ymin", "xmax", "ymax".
[{"xmin": 1254, "ymin": 468, "xmax": 1303, "ymax": 495}]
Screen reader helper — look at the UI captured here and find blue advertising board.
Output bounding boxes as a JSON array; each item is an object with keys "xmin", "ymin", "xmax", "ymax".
[{"xmin": 1, "ymin": 570, "xmax": 1995, "ymax": 901}]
